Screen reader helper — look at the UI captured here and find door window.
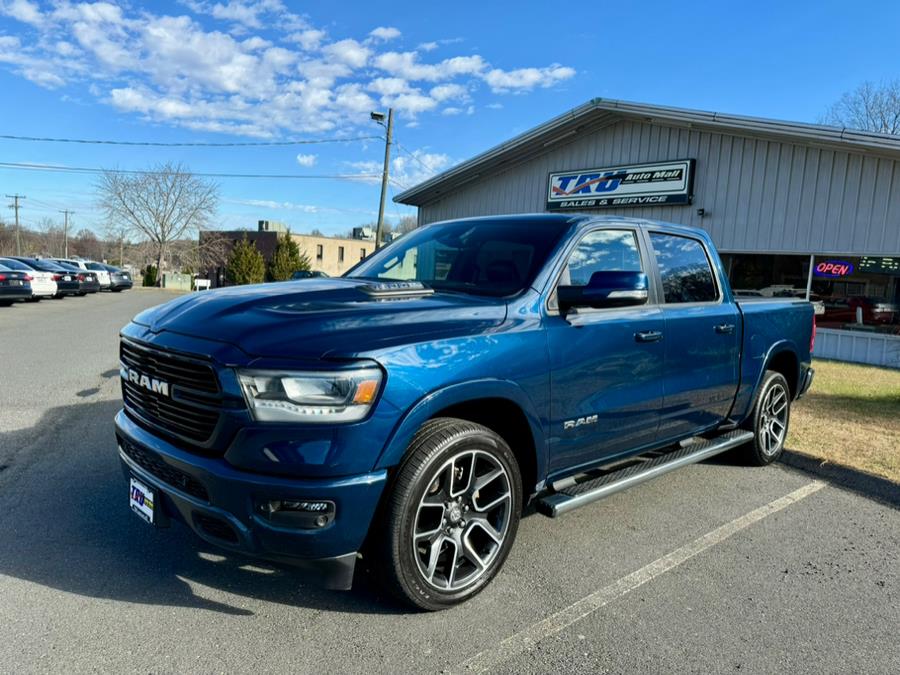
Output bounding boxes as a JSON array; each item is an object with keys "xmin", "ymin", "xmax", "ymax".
[
  {"xmin": 649, "ymin": 233, "xmax": 718, "ymax": 303},
  {"xmin": 560, "ymin": 229, "xmax": 643, "ymax": 286}
]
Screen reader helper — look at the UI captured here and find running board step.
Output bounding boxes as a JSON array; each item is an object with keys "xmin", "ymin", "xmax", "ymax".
[{"xmin": 536, "ymin": 429, "xmax": 754, "ymax": 517}]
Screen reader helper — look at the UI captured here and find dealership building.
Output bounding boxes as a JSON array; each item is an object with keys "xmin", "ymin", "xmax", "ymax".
[{"xmin": 396, "ymin": 99, "xmax": 900, "ymax": 368}]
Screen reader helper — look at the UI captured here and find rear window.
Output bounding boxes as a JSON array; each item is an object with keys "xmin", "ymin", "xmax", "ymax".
[
  {"xmin": 649, "ymin": 233, "xmax": 718, "ymax": 303},
  {"xmin": 0, "ymin": 258, "xmax": 31, "ymax": 271}
]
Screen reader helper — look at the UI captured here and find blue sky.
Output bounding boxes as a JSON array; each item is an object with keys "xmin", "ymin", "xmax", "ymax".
[{"xmin": 0, "ymin": 0, "xmax": 898, "ymax": 237}]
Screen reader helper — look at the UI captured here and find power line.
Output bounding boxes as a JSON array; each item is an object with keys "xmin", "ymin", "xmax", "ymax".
[
  {"xmin": 394, "ymin": 141, "xmax": 441, "ymax": 176},
  {"xmin": 0, "ymin": 133, "xmax": 383, "ymax": 147},
  {"xmin": 0, "ymin": 161, "xmax": 382, "ymax": 181}
]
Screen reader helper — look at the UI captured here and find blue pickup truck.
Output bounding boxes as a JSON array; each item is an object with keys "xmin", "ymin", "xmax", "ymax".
[{"xmin": 115, "ymin": 214, "xmax": 815, "ymax": 610}]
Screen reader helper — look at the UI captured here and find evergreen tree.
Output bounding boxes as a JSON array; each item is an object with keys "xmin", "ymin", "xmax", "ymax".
[
  {"xmin": 225, "ymin": 236, "xmax": 266, "ymax": 285},
  {"xmin": 268, "ymin": 231, "xmax": 311, "ymax": 281}
]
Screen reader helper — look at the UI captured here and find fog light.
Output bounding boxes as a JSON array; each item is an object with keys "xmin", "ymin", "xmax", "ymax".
[{"xmin": 257, "ymin": 499, "xmax": 335, "ymax": 529}]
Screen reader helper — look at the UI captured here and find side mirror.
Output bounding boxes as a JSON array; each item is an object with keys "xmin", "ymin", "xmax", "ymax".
[{"xmin": 557, "ymin": 271, "xmax": 649, "ymax": 313}]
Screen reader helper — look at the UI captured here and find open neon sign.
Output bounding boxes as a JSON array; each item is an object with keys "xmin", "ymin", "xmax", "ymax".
[{"xmin": 814, "ymin": 260, "xmax": 855, "ymax": 278}]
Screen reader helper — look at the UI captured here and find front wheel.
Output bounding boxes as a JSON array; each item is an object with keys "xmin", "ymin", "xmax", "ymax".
[
  {"xmin": 377, "ymin": 418, "xmax": 522, "ymax": 610},
  {"xmin": 741, "ymin": 370, "xmax": 791, "ymax": 465}
]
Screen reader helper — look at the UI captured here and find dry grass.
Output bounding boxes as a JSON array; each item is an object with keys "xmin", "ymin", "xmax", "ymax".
[{"xmin": 788, "ymin": 359, "xmax": 900, "ymax": 482}]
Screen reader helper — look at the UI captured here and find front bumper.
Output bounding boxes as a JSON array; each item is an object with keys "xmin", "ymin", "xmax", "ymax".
[{"xmin": 115, "ymin": 409, "xmax": 387, "ymax": 589}]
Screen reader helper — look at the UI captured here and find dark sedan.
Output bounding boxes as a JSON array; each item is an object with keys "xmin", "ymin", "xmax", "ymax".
[
  {"xmin": 0, "ymin": 263, "xmax": 32, "ymax": 306},
  {"xmin": 8, "ymin": 257, "xmax": 81, "ymax": 297},
  {"xmin": 56, "ymin": 261, "xmax": 100, "ymax": 295},
  {"xmin": 102, "ymin": 264, "xmax": 134, "ymax": 291}
]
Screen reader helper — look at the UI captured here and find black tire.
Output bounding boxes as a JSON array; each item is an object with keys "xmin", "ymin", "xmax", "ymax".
[
  {"xmin": 0, "ymin": 300, "xmax": 13, "ymax": 307},
  {"xmin": 377, "ymin": 417, "xmax": 522, "ymax": 611},
  {"xmin": 77, "ymin": 291, "xmax": 87, "ymax": 297},
  {"xmin": 740, "ymin": 370, "xmax": 792, "ymax": 465}
]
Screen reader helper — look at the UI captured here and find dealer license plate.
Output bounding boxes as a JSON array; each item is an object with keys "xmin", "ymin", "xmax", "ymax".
[{"xmin": 129, "ymin": 477, "xmax": 155, "ymax": 524}]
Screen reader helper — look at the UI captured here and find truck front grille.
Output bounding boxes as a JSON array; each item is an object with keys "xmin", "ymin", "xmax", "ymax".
[{"xmin": 120, "ymin": 338, "xmax": 222, "ymax": 445}]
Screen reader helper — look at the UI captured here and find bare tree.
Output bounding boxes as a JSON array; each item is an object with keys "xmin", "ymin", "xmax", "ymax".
[
  {"xmin": 396, "ymin": 215, "xmax": 418, "ymax": 234},
  {"xmin": 97, "ymin": 162, "xmax": 218, "ymax": 283},
  {"xmin": 823, "ymin": 80, "xmax": 900, "ymax": 134}
]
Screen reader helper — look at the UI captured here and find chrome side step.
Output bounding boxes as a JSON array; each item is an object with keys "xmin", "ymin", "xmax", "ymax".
[{"xmin": 536, "ymin": 429, "xmax": 754, "ymax": 517}]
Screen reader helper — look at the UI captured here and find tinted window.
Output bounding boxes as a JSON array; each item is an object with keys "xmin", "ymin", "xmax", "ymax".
[
  {"xmin": 86, "ymin": 262, "xmax": 104, "ymax": 270},
  {"xmin": 0, "ymin": 258, "xmax": 32, "ymax": 271},
  {"xmin": 348, "ymin": 219, "xmax": 570, "ymax": 297},
  {"xmin": 650, "ymin": 233, "xmax": 718, "ymax": 303},
  {"xmin": 561, "ymin": 230, "xmax": 642, "ymax": 286}
]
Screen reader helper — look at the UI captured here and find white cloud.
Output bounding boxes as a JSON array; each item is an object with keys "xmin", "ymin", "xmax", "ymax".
[
  {"xmin": 322, "ymin": 38, "xmax": 370, "ymax": 69},
  {"xmin": 374, "ymin": 51, "xmax": 486, "ymax": 82},
  {"xmin": 1, "ymin": 0, "xmax": 43, "ymax": 26},
  {"xmin": 230, "ymin": 198, "xmax": 320, "ymax": 213},
  {"xmin": 0, "ymin": 4, "xmax": 576, "ymax": 134},
  {"xmin": 483, "ymin": 64, "xmax": 576, "ymax": 93},
  {"xmin": 368, "ymin": 77, "xmax": 410, "ymax": 97},
  {"xmin": 349, "ymin": 148, "xmax": 453, "ymax": 189},
  {"xmin": 288, "ymin": 28, "xmax": 326, "ymax": 50},
  {"xmin": 486, "ymin": 102, "xmax": 503, "ymax": 109},
  {"xmin": 430, "ymin": 83, "xmax": 468, "ymax": 102},
  {"xmin": 295, "ymin": 153, "xmax": 317, "ymax": 167},
  {"xmin": 369, "ymin": 26, "xmax": 401, "ymax": 41}
]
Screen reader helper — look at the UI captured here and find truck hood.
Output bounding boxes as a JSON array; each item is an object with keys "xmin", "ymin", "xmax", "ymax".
[{"xmin": 132, "ymin": 278, "xmax": 508, "ymax": 360}]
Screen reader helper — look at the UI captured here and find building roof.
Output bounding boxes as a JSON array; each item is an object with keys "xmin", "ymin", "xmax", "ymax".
[{"xmin": 395, "ymin": 98, "xmax": 900, "ymax": 207}]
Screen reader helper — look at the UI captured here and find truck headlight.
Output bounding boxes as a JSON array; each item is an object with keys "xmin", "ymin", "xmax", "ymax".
[{"xmin": 237, "ymin": 368, "xmax": 382, "ymax": 423}]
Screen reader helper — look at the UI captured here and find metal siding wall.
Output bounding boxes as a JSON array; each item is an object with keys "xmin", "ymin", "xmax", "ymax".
[
  {"xmin": 418, "ymin": 121, "xmax": 900, "ymax": 255},
  {"xmin": 814, "ymin": 328, "xmax": 900, "ymax": 368}
]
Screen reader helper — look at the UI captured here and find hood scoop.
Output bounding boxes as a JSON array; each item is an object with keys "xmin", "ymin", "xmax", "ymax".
[{"xmin": 360, "ymin": 280, "xmax": 435, "ymax": 300}]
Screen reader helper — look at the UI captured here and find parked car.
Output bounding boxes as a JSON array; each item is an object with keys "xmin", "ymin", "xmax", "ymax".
[
  {"xmin": 5, "ymin": 257, "xmax": 80, "ymax": 297},
  {"xmin": 53, "ymin": 258, "xmax": 109, "ymax": 291},
  {"xmin": 0, "ymin": 262, "xmax": 33, "ymax": 306},
  {"xmin": 0, "ymin": 257, "xmax": 56, "ymax": 300},
  {"xmin": 102, "ymin": 264, "xmax": 134, "ymax": 292},
  {"xmin": 114, "ymin": 215, "xmax": 815, "ymax": 610},
  {"xmin": 823, "ymin": 296, "xmax": 898, "ymax": 324},
  {"xmin": 291, "ymin": 270, "xmax": 330, "ymax": 280},
  {"xmin": 84, "ymin": 261, "xmax": 113, "ymax": 290},
  {"xmin": 55, "ymin": 261, "xmax": 100, "ymax": 295}
]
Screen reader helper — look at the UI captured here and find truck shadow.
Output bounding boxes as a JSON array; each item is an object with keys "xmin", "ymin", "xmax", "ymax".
[{"xmin": 0, "ymin": 398, "xmax": 404, "ymax": 617}]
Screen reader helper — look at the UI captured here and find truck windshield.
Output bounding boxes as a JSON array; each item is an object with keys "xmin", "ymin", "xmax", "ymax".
[{"xmin": 346, "ymin": 219, "xmax": 570, "ymax": 297}]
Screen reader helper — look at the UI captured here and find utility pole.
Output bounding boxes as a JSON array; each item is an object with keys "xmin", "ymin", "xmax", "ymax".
[
  {"xmin": 59, "ymin": 210, "xmax": 74, "ymax": 258},
  {"xmin": 374, "ymin": 108, "xmax": 394, "ymax": 249},
  {"xmin": 5, "ymin": 194, "xmax": 25, "ymax": 256}
]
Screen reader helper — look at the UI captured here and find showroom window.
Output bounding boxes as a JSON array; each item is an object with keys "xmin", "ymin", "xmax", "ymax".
[{"xmin": 721, "ymin": 253, "xmax": 900, "ymax": 334}]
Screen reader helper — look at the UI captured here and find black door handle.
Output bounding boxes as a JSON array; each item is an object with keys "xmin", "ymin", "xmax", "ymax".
[
  {"xmin": 635, "ymin": 330, "xmax": 664, "ymax": 343},
  {"xmin": 714, "ymin": 323, "xmax": 736, "ymax": 334}
]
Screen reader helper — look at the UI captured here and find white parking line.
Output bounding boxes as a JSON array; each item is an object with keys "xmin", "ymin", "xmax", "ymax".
[{"xmin": 457, "ymin": 480, "xmax": 827, "ymax": 673}]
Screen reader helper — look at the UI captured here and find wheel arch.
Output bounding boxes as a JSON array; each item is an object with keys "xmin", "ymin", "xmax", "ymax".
[{"xmin": 373, "ymin": 379, "xmax": 547, "ymax": 498}]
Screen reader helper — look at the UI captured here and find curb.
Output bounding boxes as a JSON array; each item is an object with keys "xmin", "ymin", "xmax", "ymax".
[{"xmin": 780, "ymin": 450, "xmax": 899, "ymax": 509}]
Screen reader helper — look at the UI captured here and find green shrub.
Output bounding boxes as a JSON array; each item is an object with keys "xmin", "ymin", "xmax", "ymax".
[
  {"xmin": 225, "ymin": 236, "xmax": 265, "ymax": 285},
  {"xmin": 267, "ymin": 231, "xmax": 311, "ymax": 281}
]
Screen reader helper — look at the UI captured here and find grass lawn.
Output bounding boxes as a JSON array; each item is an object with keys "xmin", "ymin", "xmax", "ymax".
[{"xmin": 788, "ymin": 359, "xmax": 900, "ymax": 483}]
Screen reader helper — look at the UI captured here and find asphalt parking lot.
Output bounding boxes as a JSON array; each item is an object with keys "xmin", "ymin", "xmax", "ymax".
[{"xmin": 0, "ymin": 290, "xmax": 897, "ymax": 674}]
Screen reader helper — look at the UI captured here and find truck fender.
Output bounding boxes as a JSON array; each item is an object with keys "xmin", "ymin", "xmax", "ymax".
[
  {"xmin": 373, "ymin": 378, "xmax": 548, "ymax": 486},
  {"xmin": 734, "ymin": 339, "xmax": 801, "ymax": 422}
]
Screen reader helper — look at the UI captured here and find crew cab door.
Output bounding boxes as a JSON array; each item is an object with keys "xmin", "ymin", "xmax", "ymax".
[
  {"xmin": 646, "ymin": 231, "xmax": 741, "ymax": 441},
  {"xmin": 545, "ymin": 228, "xmax": 664, "ymax": 475}
]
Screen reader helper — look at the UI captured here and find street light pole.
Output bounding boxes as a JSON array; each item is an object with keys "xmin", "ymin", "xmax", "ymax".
[{"xmin": 373, "ymin": 108, "xmax": 394, "ymax": 249}]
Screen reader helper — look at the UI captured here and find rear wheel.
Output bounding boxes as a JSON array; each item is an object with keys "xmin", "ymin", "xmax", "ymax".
[
  {"xmin": 0, "ymin": 300, "xmax": 14, "ymax": 307},
  {"xmin": 741, "ymin": 370, "xmax": 791, "ymax": 465},
  {"xmin": 377, "ymin": 418, "xmax": 522, "ymax": 610}
]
